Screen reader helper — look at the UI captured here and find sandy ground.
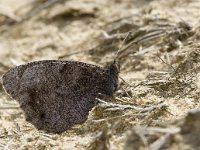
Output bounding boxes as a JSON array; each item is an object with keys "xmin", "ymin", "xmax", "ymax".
[{"xmin": 0, "ymin": 0, "xmax": 200, "ymax": 149}]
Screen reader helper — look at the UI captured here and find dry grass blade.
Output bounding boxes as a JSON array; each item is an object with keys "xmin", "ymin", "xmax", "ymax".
[{"xmin": 118, "ymin": 22, "xmax": 191, "ymax": 58}]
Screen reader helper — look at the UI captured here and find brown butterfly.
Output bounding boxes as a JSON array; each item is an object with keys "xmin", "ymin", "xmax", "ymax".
[{"xmin": 2, "ymin": 60, "xmax": 119, "ymax": 133}]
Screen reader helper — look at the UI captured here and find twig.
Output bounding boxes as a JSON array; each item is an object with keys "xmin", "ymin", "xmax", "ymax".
[
  {"xmin": 21, "ymin": 0, "xmax": 62, "ymax": 21},
  {"xmin": 149, "ymin": 133, "xmax": 170, "ymax": 150},
  {"xmin": 147, "ymin": 127, "xmax": 180, "ymax": 150},
  {"xmin": 156, "ymin": 51, "xmax": 176, "ymax": 72},
  {"xmin": 92, "ymin": 113, "xmax": 146, "ymax": 123},
  {"xmin": 133, "ymin": 125, "xmax": 149, "ymax": 149},
  {"xmin": 147, "ymin": 127, "xmax": 180, "ymax": 134},
  {"xmin": 0, "ymin": 106, "xmax": 19, "ymax": 109},
  {"xmin": 96, "ymin": 98, "xmax": 167, "ymax": 112}
]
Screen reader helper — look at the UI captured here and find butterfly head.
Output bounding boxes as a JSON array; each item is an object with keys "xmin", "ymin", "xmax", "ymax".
[
  {"xmin": 106, "ymin": 60, "xmax": 120, "ymax": 74},
  {"xmin": 102, "ymin": 60, "xmax": 120, "ymax": 95}
]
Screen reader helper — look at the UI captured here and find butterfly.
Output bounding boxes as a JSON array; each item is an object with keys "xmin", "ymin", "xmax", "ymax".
[{"xmin": 2, "ymin": 60, "xmax": 119, "ymax": 133}]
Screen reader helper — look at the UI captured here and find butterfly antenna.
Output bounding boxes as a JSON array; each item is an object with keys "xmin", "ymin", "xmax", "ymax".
[{"xmin": 114, "ymin": 31, "xmax": 131, "ymax": 62}]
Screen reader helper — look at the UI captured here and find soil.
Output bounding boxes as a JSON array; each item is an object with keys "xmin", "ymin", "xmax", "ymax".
[{"xmin": 0, "ymin": 0, "xmax": 200, "ymax": 149}]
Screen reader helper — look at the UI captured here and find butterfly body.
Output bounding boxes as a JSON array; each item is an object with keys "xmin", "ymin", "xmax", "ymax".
[{"xmin": 2, "ymin": 60, "xmax": 119, "ymax": 133}]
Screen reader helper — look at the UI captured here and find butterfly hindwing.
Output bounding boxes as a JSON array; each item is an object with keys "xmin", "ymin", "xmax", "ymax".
[{"xmin": 2, "ymin": 60, "xmax": 119, "ymax": 133}]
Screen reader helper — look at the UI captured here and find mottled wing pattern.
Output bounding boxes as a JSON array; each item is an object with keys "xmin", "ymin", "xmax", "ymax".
[{"xmin": 2, "ymin": 60, "xmax": 119, "ymax": 133}]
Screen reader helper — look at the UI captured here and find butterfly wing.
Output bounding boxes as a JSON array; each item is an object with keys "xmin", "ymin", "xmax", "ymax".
[{"xmin": 2, "ymin": 60, "xmax": 118, "ymax": 133}]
